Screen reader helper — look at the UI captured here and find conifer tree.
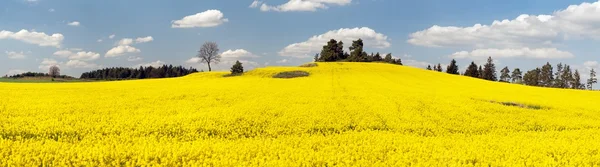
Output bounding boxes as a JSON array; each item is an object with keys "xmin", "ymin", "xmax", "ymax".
[
  {"xmin": 587, "ymin": 68, "xmax": 597, "ymax": 90},
  {"xmin": 511, "ymin": 68, "xmax": 522, "ymax": 83},
  {"xmin": 230, "ymin": 60, "xmax": 244, "ymax": 75},
  {"xmin": 540, "ymin": 62, "xmax": 554, "ymax": 87},
  {"xmin": 500, "ymin": 66, "xmax": 511, "ymax": 82},
  {"xmin": 572, "ymin": 70, "xmax": 583, "ymax": 89},
  {"xmin": 446, "ymin": 59, "xmax": 459, "ymax": 75},
  {"xmin": 464, "ymin": 61, "xmax": 479, "ymax": 78},
  {"xmin": 482, "ymin": 57, "xmax": 497, "ymax": 81}
]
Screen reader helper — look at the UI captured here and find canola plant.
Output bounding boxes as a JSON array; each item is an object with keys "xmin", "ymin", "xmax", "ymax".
[{"xmin": 1, "ymin": 62, "xmax": 600, "ymax": 166}]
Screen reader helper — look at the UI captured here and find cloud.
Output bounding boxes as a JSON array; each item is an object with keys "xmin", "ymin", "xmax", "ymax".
[
  {"xmin": 5, "ymin": 69, "xmax": 28, "ymax": 76},
  {"xmin": 6, "ymin": 51, "xmax": 27, "ymax": 59},
  {"xmin": 221, "ymin": 49, "xmax": 259, "ymax": 59},
  {"xmin": 53, "ymin": 50, "xmax": 100, "ymax": 61},
  {"xmin": 254, "ymin": 0, "xmax": 352, "ymax": 12},
  {"xmin": 66, "ymin": 60, "xmax": 100, "ymax": 69},
  {"xmin": 135, "ymin": 36, "xmax": 153, "ymax": 43},
  {"xmin": 105, "ymin": 45, "xmax": 140, "ymax": 57},
  {"xmin": 48, "ymin": 8, "xmax": 55, "ymax": 12},
  {"xmin": 127, "ymin": 56, "xmax": 143, "ymax": 62},
  {"xmin": 172, "ymin": 10, "xmax": 229, "ymax": 28},
  {"xmin": 38, "ymin": 58, "xmax": 61, "ymax": 70},
  {"xmin": 97, "ymin": 39, "xmax": 103, "ymax": 42},
  {"xmin": 279, "ymin": 27, "xmax": 391, "ymax": 58},
  {"xmin": 67, "ymin": 21, "xmax": 80, "ymax": 26},
  {"xmin": 449, "ymin": 48, "xmax": 574, "ymax": 60},
  {"xmin": 109, "ymin": 34, "xmax": 115, "ymax": 39},
  {"xmin": 136, "ymin": 60, "xmax": 165, "ymax": 67},
  {"xmin": 117, "ymin": 38, "xmax": 133, "ymax": 45},
  {"xmin": 408, "ymin": 1, "xmax": 600, "ymax": 48},
  {"xmin": 186, "ymin": 57, "xmax": 202, "ymax": 63},
  {"xmin": 0, "ymin": 29, "xmax": 64, "ymax": 47},
  {"xmin": 403, "ymin": 59, "xmax": 432, "ymax": 68}
]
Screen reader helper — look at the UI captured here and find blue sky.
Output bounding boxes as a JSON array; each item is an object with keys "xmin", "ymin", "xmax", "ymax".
[{"xmin": 2, "ymin": 0, "xmax": 600, "ymax": 80}]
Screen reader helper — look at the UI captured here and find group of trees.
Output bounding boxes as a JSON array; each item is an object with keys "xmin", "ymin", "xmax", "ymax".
[
  {"xmin": 3, "ymin": 65, "xmax": 73, "ymax": 79},
  {"xmin": 427, "ymin": 56, "xmax": 596, "ymax": 90},
  {"xmin": 314, "ymin": 39, "xmax": 402, "ymax": 65},
  {"xmin": 80, "ymin": 65, "xmax": 198, "ymax": 80}
]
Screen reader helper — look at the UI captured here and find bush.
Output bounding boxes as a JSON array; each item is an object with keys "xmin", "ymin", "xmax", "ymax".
[
  {"xmin": 299, "ymin": 63, "xmax": 318, "ymax": 67},
  {"xmin": 231, "ymin": 61, "xmax": 244, "ymax": 75},
  {"xmin": 273, "ymin": 71, "xmax": 310, "ymax": 78}
]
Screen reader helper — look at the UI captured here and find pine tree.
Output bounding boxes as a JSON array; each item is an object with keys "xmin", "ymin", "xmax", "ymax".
[
  {"xmin": 540, "ymin": 62, "xmax": 554, "ymax": 87},
  {"xmin": 553, "ymin": 63, "xmax": 564, "ymax": 88},
  {"xmin": 572, "ymin": 70, "xmax": 583, "ymax": 89},
  {"xmin": 373, "ymin": 52, "xmax": 383, "ymax": 62},
  {"xmin": 561, "ymin": 65, "xmax": 573, "ymax": 88},
  {"xmin": 464, "ymin": 61, "xmax": 479, "ymax": 78},
  {"xmin": 426, "ymin": 65, "xmax": 432, "ymax": 70},
  {"xmin": 500, "ymin": 66, "xmax": 511, "ymax": 82},
  {"xmin": 482, "ymin": 57, "xmax": 497, "ymax": 81},
  {"xmin": 384, "ymin": 53, "xmax": 393, "ymax": 63},
  {"xmin": 446, "ymin": 59, "xmax": 459, "ymax": 75},
  {"xmin": 587, "ymin": 68, "xmax": 597, "ymax": 90},
  {"xmin": 348, "ymin": 39, "xmax": 366, "ymax": 62},
  {"xmin": 478, "ymin": 65, "xmax": 484, "ymax": 79},
  {"xmin": 511, "ymin": 68, "xmax": 522, "ymax": 83},
  {"xmin": 436, "ymin": 63, "xmax": 443, "ymax": 72},
  {"xmin": 394, "ymin": 58, "xmax": 402, "ymax": 65},
  {"xmin": 230, "ymin": 60, "xmax": 244, "ymax": 75},
  {"xmin": 314, "ymin": 54, "xmax": 319, "ymax": 62},
  {"xmin": 523, "ymin": 68, "xmax": 541, "ymax": 86}
]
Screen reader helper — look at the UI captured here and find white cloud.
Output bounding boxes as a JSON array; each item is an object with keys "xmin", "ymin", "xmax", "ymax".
[
  {"xmin": 0, "ymin": 29, "xmax": 64, "ymax": 47},
  {"xmin": 186, "ymin": 57, "xmax": 202, "ymax": 64},
  {"xmin": 221, "ymin": 49, "xmax": 259, "ymax": 59},
  {"xmin": 408, "ymin": 1, "xmax": 600, "ymax": 48},
  {"xmin": 135, "ymin": 36, "xmax": 153, "ymax": 43},
  {"xmin": 276, "ymin": 59, "xmax": 289, "ymax": 63},
  {"xmin": 97, "ymin": 39, "xmax": 103, "ymax": 42},
  {"xmin": 255, "ymin": 0, "xmax": 352, "ymax": 12},
  {"xmin": 117, "ymin": 38, "xmax": 133, "ymax": 46},
  {"xmin": 38, "ymin": 58, "xmax": 61, "ymax": 70},
  {"xmin": 136, "ymin": 60, "xmax": 165, "ymax": 67},
  {"xmin": 67, "ymin": 21, "xmax": 80, "ymax": 26},
  {"xmin": 172, "ymin": 10, "xmax": 229, "ymax": 28},
  {"xmin": 68, "ymin": 51, "xmax": 100, "ymax": 61},
  {"xmin": 5, "ymin": 51, "xmax": 27, "ymax": 59},
  {"xmin": 48, "ymin": 8, "xmax": 55, "ymax": 12},
  {"xmin": 127, "ymin": 56, "xmax": 143, "ymax": 62},
  {"xmin": 109, "ymin": 34, "xmax": 115, "ymax": 39},
  {"xmin": 449, "ymin": 48, "xmax": 574, "ymax": 59},
  {"xmin": 5, "ymin": 69, "xmax": 28, "ymax": 76},
  {"xmin": 53, "ymin": 50, "xmax": 72, "ymax": 58},
  {"xmin": 279, "ymin": 27, "xmax": 391, "ymax": 58},
  {"xmin": 66, "ymin": 60, "xmax": 100, "ymax": 69},
  {"xmin": 403, "ymin": 59, "xmax": 432, "ymax": 68},
  {"xmin": 105, "ymin": 45, "xmax": 140, "ymax": 57}
]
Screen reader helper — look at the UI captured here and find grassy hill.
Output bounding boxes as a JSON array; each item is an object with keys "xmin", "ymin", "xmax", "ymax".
[{"xmin": 1, "ymin": 62, "xmax": 600, "ymax": 166}]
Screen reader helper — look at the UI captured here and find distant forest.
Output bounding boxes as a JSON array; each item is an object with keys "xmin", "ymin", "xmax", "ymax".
[
  {"xmin": 4, "ymin": 72, "xmax": 73, "ymax": 79},
  {"xmin": 80, "ymin": 65, "xmax": 198, "ymax": 80}
]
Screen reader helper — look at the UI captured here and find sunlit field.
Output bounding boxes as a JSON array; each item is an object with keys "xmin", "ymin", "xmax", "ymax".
[{"xmin": 2, "ymin": 62, "xmax": 600, "ymax": 166}]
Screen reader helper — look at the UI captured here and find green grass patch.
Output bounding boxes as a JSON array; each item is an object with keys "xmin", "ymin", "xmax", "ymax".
[{"xmin": 273, "ymin": 71, "xmax": 310, "ymax": 79}]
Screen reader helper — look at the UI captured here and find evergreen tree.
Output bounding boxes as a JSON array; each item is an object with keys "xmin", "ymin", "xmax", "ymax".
[
  {"xmin": 464, "ymin": 61, "xmax": 479, "ymax": 78},
  {"xmin": 561, "ymin": 65, "xmax": 574, "ymax": 88},
  {"xmin": 511, "ymin": 68, "xmax": 523, "ymax": 83},
  {"xmin": 319, "ymin": 39, "xmax": 344, "ymax": 62},
  {"xmin": 446, "ymin": 59, "xmax": 459, "ymax": 75},
  {"xmin": 373, "ymin": 52, "xmax": 382, "ymax": 62},
  {"xmin": 394, "ymin": 58, "xmax": 403, "ymax": 65},
  {"xmin": 314, "ymin": 54, "xmax": 319, "ymax": 62},
  {"xmin": 587, "ymin": 68, "xmax": 597, "ymax": 90},
  {"xmin": 500, "ymin": 66, "xmax": 511, "ymax": 82},
  {"xmin": 540, "ymin": 62, "xmax": 554, "ymax": 87},
  {"xmin": 348, "ymin": 39, "xmax": 366, "ymax": 62},
  {"xmin": 553, "ymin": 63, "xmax": 564, "ymax": 88},
  {"xmin": 436, "ymin": 63, "xmax": 443, "ymax": 72},
  {"xmin": 523, "ymin": 68, "xmax": 541, "ymax": 86},
  {"xmin": 230, "ymin": 60, "xmax": 244, "ymax": 75},
  {"xmin": 384, "ymin": 53, "xmax": 393, "ymax": 63},
  {"xmin": 482, "ymin": 57, "xmax": 497, "ymax": 81},
  {"xmin": 572, "ymin": 70, "xmax": 583, "ymax": 89},
  {"xmin": 478, "ymin": 65, "xmax": 484, "ymax": 79},
  {"xmin": 426, "ymin": 65, "xmax": 432, "ymax": 70}
]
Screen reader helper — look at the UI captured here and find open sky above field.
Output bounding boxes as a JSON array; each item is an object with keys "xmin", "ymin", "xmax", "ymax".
[{"xmin": 2, "ymin": 0, "xmax": 600, "ymax": 81}]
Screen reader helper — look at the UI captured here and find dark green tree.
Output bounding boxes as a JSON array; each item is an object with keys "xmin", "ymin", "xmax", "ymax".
[
  {"xmin": 482, "ymin": 57, "xmax": 497, "ymax": 81},
  {"xmin": 348, "ymin": 39, "xmax": 366, "ymax": 62},
  {"xmin": 540, "ymin": 62, "xmax": 554, "ymax": 87},
  {"xmin": 511, "ymin": 68, "xmax": 522, "ymax": 83},
  {"xmin": 384, "ymin": 53, "xmax": 393, "ymax": 63},
  {"xmin": 587, "ymin": 68, "xmax": 597, "ymax": 90},
  {"xmin": 314, "ymin": 54, "xmax": 319, "ymax": 62},
  {"xmin": 523, "ymin": 68, "xmax": 541, "ymax": 86},
  {"xmin": 319, "ymin": 39, "xmax": 344, "ymax": 62},
  {"xmin": 446, "ymin": 59, "xmax": 459, "ymax": 75},
  {"xmin": 230, "ymin": 60, "xmax": 244, "ymax": 75},
  {"xmin": 478, "ymin": 65, "xmax": 484, "ymax": 79},
  {"xmin": 572, "ymin": 70, "xmax": 583, "ymax": 89},
  {"xmin": 553, "ymin": 63, "xmax": 564, "ymax": 88},
  {"xmin": 561, "ymin": 65, "xmax": 573, "ymax": 88},
  {"xmin": 373, "ymin": 52, "xmax": 383, "ymax": 62},
  {"xmin": 500, "ymin": 66, "xmax": 511, "ymax": 82},
  {"xmin": 426, "ymin": 65, "xmax": 432, "ymax": 70},
  {"xmin": 436, "ymin": 63, "xmax": 443, "ymax": 72},
  {"xmin": 464, "ymin": 61, "xmax": 479, "ymax": 78}
]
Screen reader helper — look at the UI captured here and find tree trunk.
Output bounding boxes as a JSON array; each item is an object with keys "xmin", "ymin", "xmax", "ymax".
[{"xmin": 208, "ymin": 63, "xmax": 212, "ymax": 72}]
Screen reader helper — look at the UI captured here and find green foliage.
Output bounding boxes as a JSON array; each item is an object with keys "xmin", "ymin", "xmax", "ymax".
[
  {"xmin": 587, "ymin": 69, "xmax": 597, "ymax": 90},
  {"xmin": 540, "ymin": 62, "xmax": 554, "ymax": 87},
  {"xmin": 483, "ymin": 57, "xmax": 497, "ymax": 81},
  {"xmin": 446, "ymin": 59, "xmax": 459, "ymax": 75},
  {"xmin": 273, "ymin": 71, "xmax": 310, "ymax": 78},
  {"xmin": 464, "ymin": 61, "xmax": 479, "ymax": 78},
  {"xmin": 523, "ymin": 68, "xmax": 541, "ymax": 86},
  {"xmin": 500, "ymin": 66, "xmax": 511, "ymax": 82},
  {"xmin": 231, "ymin": 60, "xmax": 244, "ymax": 75},
  {"xmin": 80, "ymin": 65, "xmax": 198, "ymax": 80},
  {"xmin": 511, "ymin": 68, "xmax": 522, "ymax": 83},
  {"xmin": 319, "ymin": 39, "xmax": 344, "ymax": 62}
]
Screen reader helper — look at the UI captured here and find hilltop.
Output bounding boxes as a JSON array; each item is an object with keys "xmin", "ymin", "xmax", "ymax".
[{"xmin": 1, "ymin": 62, "xmax": 600, "ymax": 166}]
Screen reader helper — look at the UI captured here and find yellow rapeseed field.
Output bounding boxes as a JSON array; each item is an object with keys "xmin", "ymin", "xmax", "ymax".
[{"xmin": 2, "ymin": 62, "xmax": 600, "ymax": 166}]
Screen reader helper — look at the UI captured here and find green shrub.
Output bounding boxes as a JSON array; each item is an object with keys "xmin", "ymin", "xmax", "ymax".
[{"xmin": 273, "ymin": 71, "xmax": 310, "ymax": 78}]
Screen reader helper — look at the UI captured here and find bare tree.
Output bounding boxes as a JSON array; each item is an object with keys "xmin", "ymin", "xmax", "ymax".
[
  {"xmin": 197, "ymin": 42, "xmax": 220, "ymax": 71},
  {"xmin": 49, "ymin": 65, "xmax": 60, "ymax": 78}
]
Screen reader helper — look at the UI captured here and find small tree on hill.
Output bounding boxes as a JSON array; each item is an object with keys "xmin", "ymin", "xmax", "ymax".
[
  {"xmin": 426, "ymin": 65, "xmax": 432, "ymax": 70},
  {"xmin": 540, "ymin": 62, "xmax": 554, "ymax": 87},
  {"xmin": 572, "ymin": 70, "xmax": 583, "ymax": 89},
  {"xmin": 436, "ymin": 63, "xmax": 443, "ymax": 72},
  {"xmin": 483, "ymin": 57, "xmax": 497, "ymax": 81},
  {"xmin": 198, "ymin": 42, "xmax": 221, "ymax": 72},
  {"xmin": 446, "ymin": 59, "xmax": 459, "ymax": 75},
  {"xmin": 478, "ymin": 65, "xmax": 484, "ymax": 78},
  {"xmin": 373, "ymin": 52, "xmax": 382, "ymax": 62},
  {"xmin": 587, "ymin": 68, "xmax": 597, "ymax": 90},
  {"xmin": 464, "ymin": 61, "xmax": 479, "ymax": 78},
  {"xmin": 49, "ymin": 65, "xmax": 60, "ymax": 78},
  {"xmin": 230, "ymin": 60, "xmax": 244, "ymax": 75},
  {"xmin": 500, "ymin": 66, "xmax": 511, "ymax": 82},
  {"xmin": 511, "ymin": 68, "xmax": 522, "ymax": 83},
  {"xmin": 384, "ymin": 53, "xmax": 393, "ymax": 63}
]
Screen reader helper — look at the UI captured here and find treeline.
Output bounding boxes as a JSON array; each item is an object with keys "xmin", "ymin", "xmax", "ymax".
[
  {"xmin": 4, "ymin": 72, "xmax": 73, "ymax": 79},
  {"xmin": 80, "ymin": 65, "xmax": 198, "ymax": 80},
  {"xmin": 428, "ymin": 57, "xmax": 597, "ymax": 90},
  {"xmin": 314, "ymin": 39, "xmax": 403, "ymax": 65}
]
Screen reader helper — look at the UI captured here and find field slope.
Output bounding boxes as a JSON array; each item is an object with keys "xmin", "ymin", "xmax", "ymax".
[{"xmin": 1, "ymin": 62, "xmax": 600, "ymax": 166}]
